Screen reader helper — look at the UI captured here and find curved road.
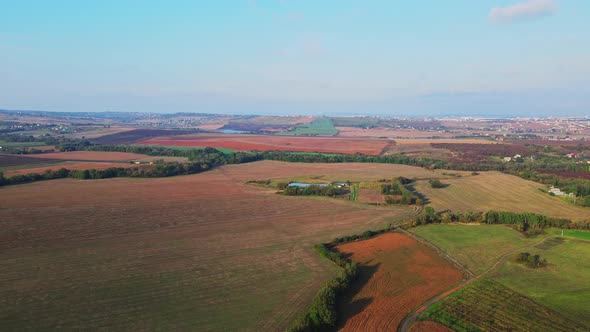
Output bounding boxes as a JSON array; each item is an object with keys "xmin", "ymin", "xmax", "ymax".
[{"xmin": 397, "ymin": 235, "xmax": 557, "ymax": 332}]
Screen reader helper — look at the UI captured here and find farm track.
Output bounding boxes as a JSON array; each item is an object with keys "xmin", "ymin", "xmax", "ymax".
[{"xmin": 398, "ymin": 236, "xmax": 558, "ymax": 332}]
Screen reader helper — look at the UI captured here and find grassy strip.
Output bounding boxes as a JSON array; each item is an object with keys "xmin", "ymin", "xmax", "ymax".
[
  {"xmin": 546, "ymin": 228, "xmax": 590, "ymax": 241},
  {"xmin": 286, "ymin": 227, "xmax": 392, "ymax": 332}
]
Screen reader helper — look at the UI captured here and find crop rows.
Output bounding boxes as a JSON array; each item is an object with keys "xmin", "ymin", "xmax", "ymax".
[{"xmin": 420, "ymin": 279, "xmax": 587, "ymax": 332}]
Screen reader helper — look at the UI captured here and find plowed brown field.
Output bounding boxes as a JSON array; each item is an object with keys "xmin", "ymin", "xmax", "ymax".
[
  {"xmin": 138, "ymin": 133, "xmax": 391, "ymax": 155},
  {"xmin": 336, "ymin": 233, "xmax": 463, "ymax": 331},
  {"xmin": 0, "ymin": 161, "xmax": 421, "ymax": 331},
  {"xmin": 409, "ymin": 321, "xmax": 454, "ymax": 332}
]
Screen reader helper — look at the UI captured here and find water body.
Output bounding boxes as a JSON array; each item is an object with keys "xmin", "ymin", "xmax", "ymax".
[{"xmin": 218, "ymin": 129, "xmax": 251, "ymax": 134}]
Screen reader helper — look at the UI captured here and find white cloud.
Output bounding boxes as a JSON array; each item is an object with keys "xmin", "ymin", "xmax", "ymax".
[{"xmin": 489, "ymin": 0, "xmax": 557, "ymax": 24}]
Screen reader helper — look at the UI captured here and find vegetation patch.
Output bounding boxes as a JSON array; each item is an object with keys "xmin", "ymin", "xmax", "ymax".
[{"xmin": 514, "ymin": 252, "xmax": 548, "ymax": 268}]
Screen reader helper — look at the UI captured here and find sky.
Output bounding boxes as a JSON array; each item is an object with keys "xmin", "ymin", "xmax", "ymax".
[{"xmin": 1, "ymin": 0, "xmax": 589, "ymax": 116}]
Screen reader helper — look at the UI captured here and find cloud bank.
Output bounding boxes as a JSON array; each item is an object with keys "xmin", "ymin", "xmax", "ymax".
[{"xmin": 489, "ymin": 0, "xmax": 557, "ymax": 24}]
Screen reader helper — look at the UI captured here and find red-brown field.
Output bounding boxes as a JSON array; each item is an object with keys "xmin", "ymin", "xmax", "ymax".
[
  {"xmin": 138, "ymin": 133, "xmax": 392, "ymax": 155},
  {"xmin": 4, "ymin": 162, "xmax": 140, "ymax": 176},
  {"xmin": 336, "ymin": 233, "xmax": 464, "ymax": 331},
  {"xmin": 409, "ymin": 321, "xmax": 454, "ymax": 332},
  {"xmin": 358, "ymin": 189, "xmax": 385, "ymax": 205}
]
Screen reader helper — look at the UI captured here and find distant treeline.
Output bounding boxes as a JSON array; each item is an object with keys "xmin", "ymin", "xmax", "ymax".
[
  {"xmin": 0, "ymin": 148, "xmax": 261, "ymax": 187},
  {"xmin": 6, "ymin": 140, "xmax": 590, "ymax": 203},
  {"xmin": 411, "ymin": 208, "xmax": 589, "ymax": 230}
]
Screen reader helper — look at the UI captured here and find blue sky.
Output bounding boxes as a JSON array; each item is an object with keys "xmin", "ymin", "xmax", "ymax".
[{"xmin": 1, "ymin": 0, "xmax": 589, "ymax": 116}]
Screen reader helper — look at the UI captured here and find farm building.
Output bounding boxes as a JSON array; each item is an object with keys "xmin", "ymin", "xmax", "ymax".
[
  {"xmin": 548, "ymin": 187, "xmax": 575, "ymax": 197},
  {"xmin": 287, "ymin": 182, "xmax": 329, "ymax": 188}
]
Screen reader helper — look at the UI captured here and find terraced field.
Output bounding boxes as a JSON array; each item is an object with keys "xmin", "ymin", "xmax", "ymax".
[
  {"xmin": 419, "ymin": 278, "xmax": 587, "ymax": 331},
  {"xmin": 415, "ymin": 171, "xmax": 590, "ymax": 221}
]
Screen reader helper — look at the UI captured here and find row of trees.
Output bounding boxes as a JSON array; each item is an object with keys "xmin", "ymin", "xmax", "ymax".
[
  {"xmin": 283, "ymin": 185, "xmax": 342, "ymax": 197},
  {"xmin": 287, "ymin": 225, "xmax": 394, "ymax": 332},
  {"xmin": 287, "ymin": 243, "xmax": 357, "ymax": 331},
  {"xmin": 0, "ymin": 161, "xmax": 224, "ymax": 187},
  {"xmin": 0, "ymin": 147, "xmax": 265, "ymax": 187},
  {"xmin": 410, "ymin": 208, "xmax": 589, "ymax": 230}
]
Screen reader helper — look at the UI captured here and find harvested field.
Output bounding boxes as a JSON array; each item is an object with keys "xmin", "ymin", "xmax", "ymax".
[
  {"xmin": 91, "ymin": 129, "xmax": 201, "ymax": 144},
  {"xmin": 27, "ymin": 151, "xmax": 149, "ymax": 162},
  {"xmin": 138, "ymin": 133, "xmax": 392, "ymax": 155},
  {"xmin": 0, "ymin": 153, "xmax": 60, "ymax": 167},
  {"xmin": 358, "ymin": 189, "xmax": 385, "ymax": 205},
  {"xmin": 415, "ymin": 171, "xmax": 590, "ymax": 221},
  {"xmin": 4, "ymin": 162, "xmax": 139, "ymax": 176},
  {"xmin": 69, "ymin": 126, "xmax": 135, "ymax": 139},
  {"xmin": 0, "ymin": 161, "xmax": 421, "ymax": 331},
  {"xmin": 336, "ymin": 127, "xmax": 400, "ymax": 138},
  {"xmin": 336, "ymin": 233, "xmax": 463, "ymax": 331},
  {"xmin": 2, "ymin": 161, "xmax": 588, "ymax": 331}
]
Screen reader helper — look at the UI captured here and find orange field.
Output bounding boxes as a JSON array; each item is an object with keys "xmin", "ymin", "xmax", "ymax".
[
  {"xmin": 336, "ymin": 233, "xmax": 463, "ymax": 331},
  {"xmin": 27, "ymin": 151, "xmax": 149, "ymax": 161},
  {"xmin": 138, "ymin": 133, "xmax": 392, "ymax": 155}
]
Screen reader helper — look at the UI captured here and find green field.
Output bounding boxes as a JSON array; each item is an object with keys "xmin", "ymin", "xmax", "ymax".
[
  {"xmin": 419, "ymin": 278, "xmax": 587, "ymax": 331},
  {"xmin": 546, "ymin": 228, "xmax": 590, "ymax": 241},
  {"xmin": 412, "ymin": 224, "xmax": 544, "ymax": 274},
  {"xmin": 277, "ymin": 117, "xmax": 338, "ymax": 136},
  {"xmin": 491, "ymin": 238, "xmax": 590, "ymax": 326}
]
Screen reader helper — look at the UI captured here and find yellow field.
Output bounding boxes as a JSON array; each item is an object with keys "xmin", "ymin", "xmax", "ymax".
[{"xmin": 415, "ymin": 171, "xmax": 590, "ymax": 221}]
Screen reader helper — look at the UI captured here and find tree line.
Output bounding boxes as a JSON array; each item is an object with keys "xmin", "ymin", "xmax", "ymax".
[
  {"xmin": 410, "ymin": 208, "xmax": 589, "ymax": 230},
  {"xmin": 287, "ymin": 226, "xmax": 393, "ymax": 332},
  {"xmin": 0, "ymin": 148, "xmax": 262, "ymax": 187}
]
